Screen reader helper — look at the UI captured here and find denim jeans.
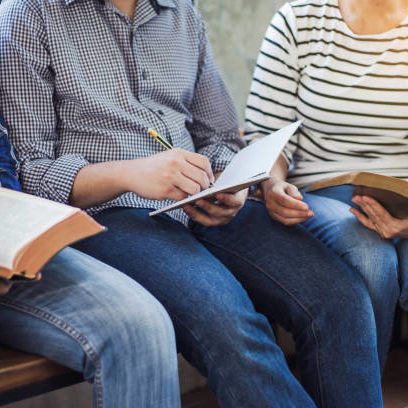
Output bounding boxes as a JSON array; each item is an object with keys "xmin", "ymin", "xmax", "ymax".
[
  {"xmin": 301, "ymin": 185, "xmax": 403, "ymax": 372},
  {"xmin": 0, "ymin": 248, "xmax": 180, "ymax": 408},
  {"xmin": 73, "ymin": 200, "xmax": 382, "ymax": 408}
]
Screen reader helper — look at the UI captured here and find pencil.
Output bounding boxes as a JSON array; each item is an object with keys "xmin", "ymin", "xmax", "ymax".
[{"xmin": 148, "ymin": 128, "xmax": 215, "ymax": 187}]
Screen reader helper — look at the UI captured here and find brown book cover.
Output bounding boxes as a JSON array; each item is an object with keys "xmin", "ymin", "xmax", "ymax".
[
  {"xmin": 0, "ymin": 188, "xmax": 104, "ymax": 281},
  {"xmin": 308, "ymin": 172, "xmax": 408, "ymax": 219}
]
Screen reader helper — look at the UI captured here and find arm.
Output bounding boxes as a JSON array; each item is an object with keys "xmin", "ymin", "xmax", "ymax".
[
  {"xmin": 0, "ymin": 2, "xmax": 89, "ymax": 204},
  {"xmin": 244, "ymin": 4, "xmax": 312, "ymax": 225},
  {"xmin": 0, "ymin": 3, "xmax": 214, "ymax": 209}
]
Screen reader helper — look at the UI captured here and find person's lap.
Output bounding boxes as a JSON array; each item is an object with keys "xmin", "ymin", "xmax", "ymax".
[
  {"xmin": 191, "ymin": 199, "xmax": 381, "ymax": 407},
  {"xmin": 0, "ymin": 247, "xmax": 180, "ymax": 408},
  {"xmin": 73, "ymin": 200, "xmax": 382, "ymax": 408},
  {"xmin": 300, "ymin": 185, "xmax": 401, "ymax": 370},
  {"xmin": 73, "ymin": 206, "xmax": 315, "ymax": 408}
]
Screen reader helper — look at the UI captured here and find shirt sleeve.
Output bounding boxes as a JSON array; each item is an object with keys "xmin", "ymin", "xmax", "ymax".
[
  {"xmin": 244, "ymin": 3, "xmax": 300, "ymax": 165},
  {"xmin": 187, "ymin": 13, "xmax": 245, "ymax": 173},
  {"xmin": 0, "ymin": 1, "xmax": 89, "ymax": 203},
  {"xmin": 0, "ymin": 117, "xmax": 21, "ymax": 191}
]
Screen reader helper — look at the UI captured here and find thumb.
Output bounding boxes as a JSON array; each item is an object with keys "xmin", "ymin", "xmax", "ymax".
[{"xmin": 285, "ymin": 183, "xmax": 302, "ymax": 200}]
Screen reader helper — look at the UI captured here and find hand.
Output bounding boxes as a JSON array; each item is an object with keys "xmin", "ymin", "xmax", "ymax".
[
  {"xmin": 0, "ymin": 281, "xmax": 12, "ymax": 295},
  {"xmin": 183, "ymin": 189, "xmax": 248, "ymax": 227},
  {"xmin": 0, "ymin": 272, "xmax": 42, "ymax": 296},
  {"xmin": 350, "ymin": 195, "xmax": 408, "ymax": 239},
  {"xmin": 125, "ymin": 149, "xmax": 215, "ymax": 202},
  {"xmin": 262, "ymin": 179, "xmax": 314, "ymax": 226}
]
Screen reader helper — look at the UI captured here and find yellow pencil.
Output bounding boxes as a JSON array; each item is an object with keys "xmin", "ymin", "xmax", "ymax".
[
  {"xmin": 148, "ymin": 129, "xmax": 173, "ymax": 151},
  {"xmin": 148, "ymin": 128, "xmax": 215, "ymax": 187}
]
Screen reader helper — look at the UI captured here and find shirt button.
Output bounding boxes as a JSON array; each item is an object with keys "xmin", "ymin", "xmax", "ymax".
[
  {"xmin": 142, "ymin": 70, "xmax": 148, "ymax": 80},
  {"xmin": 158, "ymin": 110, "xmax": 164, "ymax": 116}
]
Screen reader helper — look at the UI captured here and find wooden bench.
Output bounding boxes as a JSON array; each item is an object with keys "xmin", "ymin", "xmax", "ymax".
[{"xmin": 0, "ymin": 346, "xmax": 83, "ymax": 406}]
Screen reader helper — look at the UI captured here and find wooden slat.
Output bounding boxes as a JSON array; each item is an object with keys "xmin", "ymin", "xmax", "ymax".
[{"xmin": 0, "ymin": 347, "xmax": 73, "ymax": 393}]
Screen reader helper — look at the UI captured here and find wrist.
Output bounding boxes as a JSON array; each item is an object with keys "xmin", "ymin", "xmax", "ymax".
[{"xmin": 261, "ymin": 176, "xmax": 282, "ymax": 196}]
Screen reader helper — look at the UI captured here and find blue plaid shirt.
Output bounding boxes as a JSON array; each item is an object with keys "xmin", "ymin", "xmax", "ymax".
[
  {"xmin": 0, "ymin": 0, "xmax": 244, "ymax": 225},
  {"xmin": 0, "ymin": 117, "xmax": 21, "ymax": 191}
]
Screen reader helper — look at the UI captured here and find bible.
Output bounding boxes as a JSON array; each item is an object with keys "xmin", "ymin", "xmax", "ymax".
[
  {"xmin": 308, "ymin": 172, "xmax": 408, "ymax": 219},
  {"xmin": 0, "ymin": 188, "xmax": 104, "ymax": 281}
]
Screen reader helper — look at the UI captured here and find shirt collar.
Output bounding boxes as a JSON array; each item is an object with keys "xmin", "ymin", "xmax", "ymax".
[{"xmin": 65, "ymin": 0, "xmax": 177, "ymax": 8}]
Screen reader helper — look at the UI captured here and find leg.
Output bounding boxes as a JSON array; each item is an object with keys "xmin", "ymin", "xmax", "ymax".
[
  {"xmin": 302, "ymin": 186, "xmax": 400, "ymax": 371},
  {"xmin": 73, "ymin": 208, "xmax": 315, "ymax": 408},
  {"xmin": 190, "ymin": 200, "xmax": 382, "ymax": 408},
  {"xmin": 0, "ymin": 248, "xmax": 180, "ymax": 408}
]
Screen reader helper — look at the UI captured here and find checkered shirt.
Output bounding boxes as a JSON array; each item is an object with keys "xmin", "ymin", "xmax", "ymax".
[{"xmin": 0, "ymin": 0, "xmax": 243, "ymax": 225}]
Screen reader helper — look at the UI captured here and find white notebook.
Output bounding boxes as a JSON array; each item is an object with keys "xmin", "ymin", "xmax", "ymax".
[{"xmin": 149, "ymin": 121, "xmax": 302, "ymax": 216}]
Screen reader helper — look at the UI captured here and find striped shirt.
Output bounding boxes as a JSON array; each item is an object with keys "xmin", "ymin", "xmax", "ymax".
[
  {"xmin": 245, "ymin": 0, "xmax": 408, "ymax": 187},
  {"xmin": 0, "ymin": 0, "xmax": 242, "ymax": 226}
]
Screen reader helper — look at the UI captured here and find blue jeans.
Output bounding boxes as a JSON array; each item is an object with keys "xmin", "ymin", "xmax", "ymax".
[
  {"xmin": 0, "ymin": 248, "xmax": 180, "ymax": 408},
  {"xmin": 302, "ymin": 185, "xmax": 403, "ymax": 372},
  {"xmin": 73, "ymin": 200, "xmax": 382, "ymax": 408}
]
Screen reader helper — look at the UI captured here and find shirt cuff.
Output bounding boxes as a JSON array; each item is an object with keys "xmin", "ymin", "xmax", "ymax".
[{"xmin": 37, "ymin": 154, "xmax": 89, "ymax": 204}]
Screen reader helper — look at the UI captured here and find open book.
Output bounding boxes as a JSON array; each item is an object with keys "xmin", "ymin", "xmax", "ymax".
[
  {"xmin": 0, "ymin": 188, "xmax": 104, "ymax": 281},
  {"xmin": 308, "ymin": 172, "xmax": 408, "ymax": 219},
  {"xmin": 150, "ymin": 121, "xmax": 302, "ymax": 216}
]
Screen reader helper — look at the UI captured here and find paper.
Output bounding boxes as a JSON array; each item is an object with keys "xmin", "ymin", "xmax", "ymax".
[{"xmin": 149, "ymin": 121, "xmax": 302, "ymax": 216}]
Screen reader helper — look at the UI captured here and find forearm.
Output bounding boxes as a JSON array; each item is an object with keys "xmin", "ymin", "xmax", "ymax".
[
  {"xmin": 70, "ymin": 160, "xmax": 132, "ymax": 209},
  {"xmin": 262, "ymin": 154, "xmax": 289, "ymax": 194}
]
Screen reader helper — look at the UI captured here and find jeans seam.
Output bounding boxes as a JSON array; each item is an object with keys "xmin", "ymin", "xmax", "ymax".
[
  {"xmin": 196, "ymin": 236, "xmax": 325, "ymax": 407},
  {"xmin": 0, "ymin": 298, "xmax": 104, "ymax": 408}
]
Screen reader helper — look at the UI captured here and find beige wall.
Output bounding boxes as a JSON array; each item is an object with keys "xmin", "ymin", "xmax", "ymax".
[{"xmin": 197, "ymin": 0, "xmax": 286, "ymax": 123}]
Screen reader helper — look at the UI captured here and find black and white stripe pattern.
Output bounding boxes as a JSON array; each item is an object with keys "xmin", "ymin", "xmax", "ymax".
[{"xmin": 245, "ymin": 0, "xmax": 408, "ymax": 187}]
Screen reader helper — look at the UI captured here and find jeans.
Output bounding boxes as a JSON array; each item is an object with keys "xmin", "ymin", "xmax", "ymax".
[
  {"xmin": 0, "ymin": 248, "xmax": 180, "ymax": 408},
  {"xmin": 73, "ymin": 200, "xmax": 382, "ymax": 408},
  {"xmin": 301, "ymin": 185, "xmax": 402, "ymax": 372}
]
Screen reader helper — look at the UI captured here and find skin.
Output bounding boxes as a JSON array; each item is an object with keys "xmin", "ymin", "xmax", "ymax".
[
  {"xmin": 70, "ymin": 0, "xmax": 247, "ymax": 226},
  {"xmin": 263, "ymin": 0, "xmax": 408, "ymax": 237},
  {"xmin": 0, "ymin": 274, "xmax": 41, "ymax": 296}
]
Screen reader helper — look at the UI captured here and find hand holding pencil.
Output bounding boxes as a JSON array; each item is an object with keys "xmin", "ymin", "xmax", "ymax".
[{"xmin": 122, "ymin": 128, "xmax": 215, "ymax": 201}]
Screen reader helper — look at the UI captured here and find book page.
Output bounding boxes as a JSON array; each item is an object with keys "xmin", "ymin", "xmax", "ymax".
[
  {"xmin": 0, "ymin": 188, "xmax": 77, "ymax": 269},
  {"xmin": 215, "ymin": 121, "xmax": 302, "ymax": 187}
]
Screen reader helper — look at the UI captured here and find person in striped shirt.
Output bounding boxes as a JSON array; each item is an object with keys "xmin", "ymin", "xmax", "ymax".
[{"xmin": 246, "ymin": 0, "xmax": 408, "ymax": 373}]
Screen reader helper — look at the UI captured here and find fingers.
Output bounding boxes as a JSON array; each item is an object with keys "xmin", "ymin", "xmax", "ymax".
[
  {"xmin": 215, "ymin": 190, "xmax": 248, "ymax": 209},
  {"xmin": 272, "ymin": 214, "xmax": 312, "ymax": 226},
  {"xmin": 267, "ymin": 186, "xmax": 309, "ymax": 211},
  {"xmin": 181, "ymin": 161, "xmax": 211, "ymax": 191},
  {"xmin": 183, "ymin": 204, "xmax": 229, "ymax": 227},
  {"xmin": 195, "ymin": 199, "xmax": 237, "ymax": 218},
  {"xmin": 183, "ymin": 151, "xmax": 215, "ymax": 184},
  {"xmin": 352, "ymin": 195, "xmax": 397, "ymax": 238},
  {"xmin": 0, "ymin": 281, "xmax": 12, "ymax": 295},
  {"xmin": 285, "ymin": 183, "xmax": 303, "ymax": 200},
  {"xmin": 167, "ymin": 186, "xmax": 188, "ymax": 201},
  {"xmin": 349, "ymin": 207, "xmax": 377, "ymax": 232},
  {"xmin": 264, "ymin": 181, "xmax": 313, "ymax": 226}
]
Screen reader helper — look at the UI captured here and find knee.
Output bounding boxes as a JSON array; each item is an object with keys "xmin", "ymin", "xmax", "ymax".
[
  {"xmin": 333, "ymin": 222, "xmax": 399, "ymax": 298},
  {"xmin": 117, "ymin": 290, "xmax": 176, "ymax": 358},
  {"xmin": 91, "ymin": 281, "xmax": 177, "ymax": 368}
]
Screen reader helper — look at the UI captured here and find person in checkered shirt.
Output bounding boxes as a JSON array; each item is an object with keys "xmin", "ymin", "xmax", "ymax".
[{"xmin": 0, "ymin": 0, "xmax": 382, "ymax": 406}]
